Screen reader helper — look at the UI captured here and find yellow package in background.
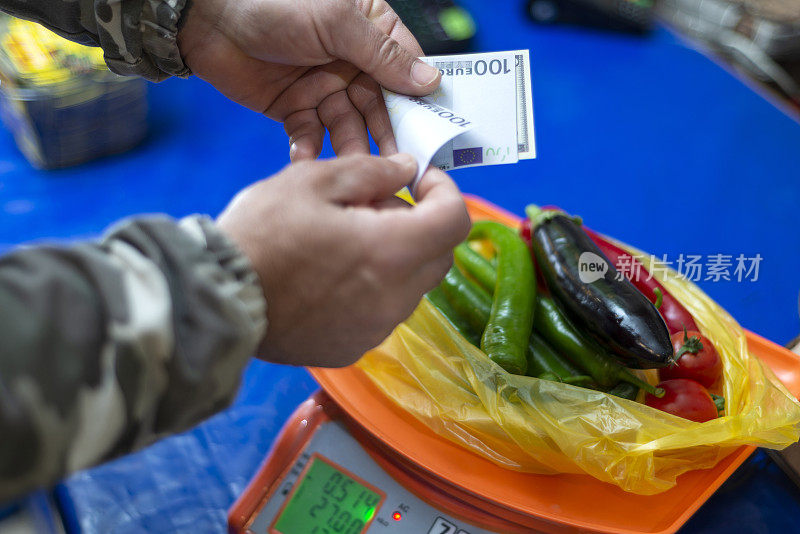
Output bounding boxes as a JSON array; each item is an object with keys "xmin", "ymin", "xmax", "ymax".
[{"xmin": 357, "ymin": 241, "xmax": 800, "ymax": 495}]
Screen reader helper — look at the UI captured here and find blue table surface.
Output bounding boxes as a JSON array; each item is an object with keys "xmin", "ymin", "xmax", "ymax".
[{"xmin": 2, "ymin": 0, "xmax": 800, "ymax": 532}]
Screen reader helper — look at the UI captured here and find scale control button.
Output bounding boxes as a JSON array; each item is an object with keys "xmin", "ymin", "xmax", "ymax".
[{"xmin": 428, "ymin": 517, "xmax": 458, "ymax": 534}]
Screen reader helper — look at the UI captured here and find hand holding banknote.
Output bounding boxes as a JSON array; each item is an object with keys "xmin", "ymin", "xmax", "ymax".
[{"xmin": 179, "ymin": 0, "xmax": 442, "ymax": 160}]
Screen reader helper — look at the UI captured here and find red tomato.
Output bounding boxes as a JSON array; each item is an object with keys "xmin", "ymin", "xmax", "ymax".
[
  {"xmin": 659, "ymin": 330, "xmax": 722, "ymax": 388},
  {"xmin": 645, "ymin": 379, "xmax": 719, "ymax": 422}
]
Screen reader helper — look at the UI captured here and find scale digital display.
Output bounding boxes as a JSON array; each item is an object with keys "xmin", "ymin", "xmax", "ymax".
[{"xmin": 271, "ymin": 454, "xmax": 385, "ymax": 534}]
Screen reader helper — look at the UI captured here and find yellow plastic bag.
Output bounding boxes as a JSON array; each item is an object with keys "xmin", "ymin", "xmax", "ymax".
[{"xmin": 357, "ymin": 241, "xmax": 800, "ymax": 495}]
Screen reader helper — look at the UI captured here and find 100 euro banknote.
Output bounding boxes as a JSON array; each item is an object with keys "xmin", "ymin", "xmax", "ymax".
[{"xmin": 384, "ymin": 50, "xmax": 536, "ymax": 190}]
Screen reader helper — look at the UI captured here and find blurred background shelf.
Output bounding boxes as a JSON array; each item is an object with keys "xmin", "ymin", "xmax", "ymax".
[{"xmin": 0, "ymin": 17, "xmax": 147, "ymax": 169}]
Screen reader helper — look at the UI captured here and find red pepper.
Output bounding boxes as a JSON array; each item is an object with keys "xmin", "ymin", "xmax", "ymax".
[
  {"xmin": 520, "ymin": 216, "xmax": 698, "ymax": 334},
  {"xmin": 520, "ymin": 218, "xmax": 532, "ymax": 245},
  {"xmin": 584, "ymin": 229, "xmax": 698, "ymax": 334}
]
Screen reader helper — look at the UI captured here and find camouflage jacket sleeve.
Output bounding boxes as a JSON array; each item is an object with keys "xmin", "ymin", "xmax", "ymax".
[
  {"xmin": 0, "ymin": 0, "xmax": 191, "ymax": 81},
  {"xmin": 0, "ymin": 216, "xmax": 267, "ymax": 502}
]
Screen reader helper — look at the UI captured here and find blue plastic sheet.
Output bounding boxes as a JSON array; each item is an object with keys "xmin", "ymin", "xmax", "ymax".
[{"xmin": 56, "ymin": 361, "xmax": 317, "ymax": 533}]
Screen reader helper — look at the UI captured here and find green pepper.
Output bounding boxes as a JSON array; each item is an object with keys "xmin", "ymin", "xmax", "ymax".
[
  {"xmin": 425, "ymin": 286, "xmax": 481, "ymax": 346},
  {"xmin": 526, "ymin": 333, "xmax": 594, "ymax": 386},
  {"xmin": 534, "ymin": 296, "xmax": 664, "ymax": 397},
  {"xmin": 440, "ymin": 266, "xmax": 493, "ymax": 335},
  {"xmin": 442, "ymin": 262, "xmax": 590, "ymax": 383},
  {"xmin": 454, "ymin": 241, "xmax": 590, "ymax": 385},
  {"xmin": 467, "ymin": 221, "xmax": 535, "ymax": 376},
  {"xmin": 454, "ymin": 243, "xmax": 497, "ymax": 293}
]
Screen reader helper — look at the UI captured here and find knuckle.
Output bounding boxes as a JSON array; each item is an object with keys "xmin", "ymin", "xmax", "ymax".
[
  {"xmin": 372, "ymin": 35, "xmax": 406, "ymax": 72},
  {"xmin": 350, "ymin": 155, "xmax": 386, "ymax": 179},
  {"xmin": 339, "ymin": 154, "xmax": 376, "ymax": 177},
  {"xmin": 336, "ymin": 137, "xmax": 367, "ymax": 156},
  {"xmin": 352, "ymin": 91, "xmax": 388, "ymax": 127},
  {"xmin": 317, "ymin": 169, "xmax": 342, "ymax": 192},
  {"xmin": 346, "ymin": 78, "xmax": 377, "ymax": 110},
  {"xmin": 354, "ymin": 0, "xmax": 382, "ymax": 18},
  {"xmin": 295, "ymin": 161, "xmax": 334, "ymax": 189},
  {"xmin": 317, "ymin": 99, "xmax": 344, "ymax": 126}
]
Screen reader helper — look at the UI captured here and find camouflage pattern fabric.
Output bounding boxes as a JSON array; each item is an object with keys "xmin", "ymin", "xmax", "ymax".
[
  {"xmin": 0, "ymin": 216, "xmax": 267, "ymax": 502},
  {"xmin": 0, "ymin": 0, "xmax": 191, "ymax": 81}
]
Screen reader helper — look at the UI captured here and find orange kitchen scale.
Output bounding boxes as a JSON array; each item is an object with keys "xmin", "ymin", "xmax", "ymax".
[{"xmin": 229, "ymin": 196, "xmax": 800, "ymax": 534}]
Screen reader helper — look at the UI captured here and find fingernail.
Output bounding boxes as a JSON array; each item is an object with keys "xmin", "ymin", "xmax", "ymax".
[
  {"xmin": 388, "ymin": 153, "xmax": 417, "ymax": 171},
  {"xmin": 411, "ymin": 60, "xmax": 439, "ymax": 87},
  {"xmin": 289, "ymin": 142, "xmax": 298, "ymax": 161}
]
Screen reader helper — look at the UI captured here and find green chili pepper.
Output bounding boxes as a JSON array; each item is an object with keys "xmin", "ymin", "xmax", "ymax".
[
  {"xmin": 440, "ymin": 266, "xmax": 492, "ymax": 335},
  {"xmin": 425, "ymin": 286, "xmax": 481, "ymax": 346},
  {"xmin": 442, "ymin": 263, "xmax": 588, "ymax": 382},
  {"xmin": 527, "ymin": 333, "xmax": 595, "ymax": 386},
  {"xmin": 605, "ymin": 382, "xmax": 640, "ymax": 401},
  {"xmin": 534, "ymin": 296, "xmax": 664, "ymax": 397},
  {"xmin": 454, "ymin": 243, "xmax": 497, "ymax": 293},
  {"xmin": 467, "ymin": 221, "xmax": 535, "ymax": 376},
  {"xmin": 454, "ymin": 241, "xmax": 590, "ymax": 384}
]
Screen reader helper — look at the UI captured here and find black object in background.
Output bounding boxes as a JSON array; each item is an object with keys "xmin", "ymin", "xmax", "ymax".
[
  {"xmin": 527, "ymin": 0, "xmax": 654, "ymax": 34},
  {"xmin": 387, "ymin": 0, "xmax": 476, "ymax": 55}
]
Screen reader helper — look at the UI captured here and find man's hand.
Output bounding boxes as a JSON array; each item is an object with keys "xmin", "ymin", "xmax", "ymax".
[
  {"xmin": 217, "ymin": 155, "xmax": 470, "ymax": 367},
  {"xmin": 178, "ymin": 0, "xmax": 440, "ymax": 162}
]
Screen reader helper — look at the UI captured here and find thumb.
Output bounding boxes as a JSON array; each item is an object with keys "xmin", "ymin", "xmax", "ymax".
[{"xmin": 334, "ymin": 15, "xmax": 441, "ymax": 96}]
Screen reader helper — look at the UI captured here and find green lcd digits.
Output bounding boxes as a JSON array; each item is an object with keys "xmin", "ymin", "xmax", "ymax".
[{"xmin": 273, "ymin": 456, "xmax": 383, "ymax": 534}]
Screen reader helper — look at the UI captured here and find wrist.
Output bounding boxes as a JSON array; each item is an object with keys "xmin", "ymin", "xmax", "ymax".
[
  {"xmin": 180, "ymin": 216, "xmax": 268, "ymax": 343},
  {"xmin": 176, "ymin": 0, "xmax": 229, "ymax": 74}
]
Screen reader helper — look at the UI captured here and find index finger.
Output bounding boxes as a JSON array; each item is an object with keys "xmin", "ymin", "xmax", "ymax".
[{"xmin": 385, "ymin": 167, "xmax": 470, "ymax": 260}]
